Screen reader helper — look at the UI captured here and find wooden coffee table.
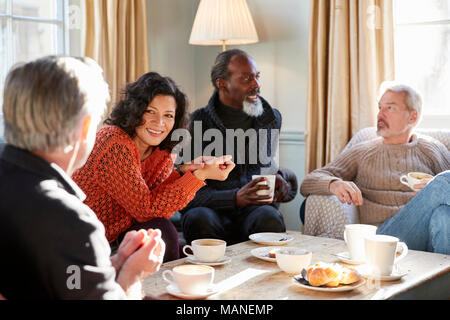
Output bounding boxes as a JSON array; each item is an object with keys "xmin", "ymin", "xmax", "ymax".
[{"xmin": 142, "ymin": 231, "xmax": 450, "ymax": 300}]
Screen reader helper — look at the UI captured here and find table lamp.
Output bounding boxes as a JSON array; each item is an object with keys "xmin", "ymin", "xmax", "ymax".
[{"xmin": 189, "ymin": 0, "xmax": 259, "ymax": 52}]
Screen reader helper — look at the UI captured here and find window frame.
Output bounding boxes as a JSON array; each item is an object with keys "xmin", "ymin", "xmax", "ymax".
[
  {"xmin": 0, "ymin": 0, "xmax": 70, "ymax": 142},
  {"xmin": 393, "ymin": 2, "xmax": 450, "ymax": 129}
]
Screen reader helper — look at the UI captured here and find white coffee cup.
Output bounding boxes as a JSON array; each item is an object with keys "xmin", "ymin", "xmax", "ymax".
[
  {"xmin": 183, "ymin": 239, "xmax": 226, "ymax": 263},
  {"xmin": 252, "ymin": 175, "xmax": 276, "ymax": 202},
  {"xmin": 162, "ymin": 264, "xmax": 214, "ymax": 295},
  {"xmin": 275, "ymin": 247, "xmax": 312, "ymax": 274},
  {"xmin": 364, "ymin": 235, "xmax": 408, "ymax": 276},
  {"xmin": 400, "ymin": 172, "xmax": 433, "ymax": 192},
  {"xmin": 344, "ymin": 224, "xmax": 377, "ymax": 262}
]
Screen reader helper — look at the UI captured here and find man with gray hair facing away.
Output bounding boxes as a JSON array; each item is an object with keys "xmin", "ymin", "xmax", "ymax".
[
  {"xmin": 0, "ymin": 56, "xmax": 165, "ymax": 299},
  {"xmin": 300, "ymin": 83, "xmax": 450, "ymax": 254}
]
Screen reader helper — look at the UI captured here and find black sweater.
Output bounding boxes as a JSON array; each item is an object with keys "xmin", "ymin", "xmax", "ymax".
[
  {"xmin": 0, "ymin": 145, "xmax": 126, "ymax": 299},
  {"xmin": 181, "ymin": 91, "xmax": 297, "ymax": 212}
]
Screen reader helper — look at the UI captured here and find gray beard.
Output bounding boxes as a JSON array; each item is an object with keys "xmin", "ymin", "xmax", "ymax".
[{"xmin": 243, "ymin": 97, "xmax": 264, "ymax": 117}]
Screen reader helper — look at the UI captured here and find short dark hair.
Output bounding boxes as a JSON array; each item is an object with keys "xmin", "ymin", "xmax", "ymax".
[
  {"xmin": 210, "ymin": 49, "xmax": 249, "ymax": 90},
  {"xmin": 105, "ymin": 72, "xmax": 188, "ymax": 151}
]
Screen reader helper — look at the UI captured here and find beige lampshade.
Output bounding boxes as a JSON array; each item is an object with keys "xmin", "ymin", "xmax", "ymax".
[{"xmin": 189, "ymin": 0, "xmax": 259, "ymax": 48}]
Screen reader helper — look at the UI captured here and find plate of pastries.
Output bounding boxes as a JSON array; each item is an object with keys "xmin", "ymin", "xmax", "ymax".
[{"xmin": 293, "ymin": 262, "xmax": 365, "ymax": 292}]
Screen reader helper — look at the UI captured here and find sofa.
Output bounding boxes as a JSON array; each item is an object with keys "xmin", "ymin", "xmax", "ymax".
[{"xmin": 302, "ymin": 127, "xmax": 450, "ymax": 239}]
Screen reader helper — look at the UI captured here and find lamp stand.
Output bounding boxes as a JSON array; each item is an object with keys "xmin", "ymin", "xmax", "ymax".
[{"xmin": 222, "ymin": 40, "xmax": 226, "ymax": 52}]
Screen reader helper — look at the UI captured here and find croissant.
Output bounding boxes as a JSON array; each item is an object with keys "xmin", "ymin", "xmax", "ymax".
[
  {"xmin": 307, "ymin": 263, "xmax": 360, "ymax": 287},
  {"xmin": 307, "ymin": 263, "xmax": 340, "ymax": 287},
  {"xmin": 339, "ymin": 267, "xmax": 361, "ymax": 285}
]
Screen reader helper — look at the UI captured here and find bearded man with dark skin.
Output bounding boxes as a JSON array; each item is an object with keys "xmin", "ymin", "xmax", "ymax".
[{"xmin": 180, "ymin": 49, "xmax": 298, "ymax": 245}]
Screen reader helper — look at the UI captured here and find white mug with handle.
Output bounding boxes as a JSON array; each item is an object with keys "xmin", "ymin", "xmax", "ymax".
[
  {"xmin": 162, "ymin": 264, "xmax": 214, "ymax": 295},
  {"xmin": 400, "ymin": 172, "xmax": 433, "ymax": 192},
  {"xmin": 182, "ymin": 239, "xmax": 226, "ymax": 263},
  {"xmin": 344, "ymin": 224, "xmax": 377, "ymax": 262},
  {"xmin": 364, "ymin": 235, "xmax": 408, "ymax": 276}
]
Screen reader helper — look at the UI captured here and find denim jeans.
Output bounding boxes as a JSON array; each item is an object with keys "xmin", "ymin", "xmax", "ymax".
[{"xmin": 377, "ymin": 171, "xmax": 450, "ymax": 254}]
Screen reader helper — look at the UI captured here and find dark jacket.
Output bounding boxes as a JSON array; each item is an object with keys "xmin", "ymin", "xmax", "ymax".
[
  {"xmin": 181, "ymin": 92, "xmax": 297, "ymax": 212},
  {"xmin": 0, "ymin": 144, "xmax": 126, "ymax": 299}
]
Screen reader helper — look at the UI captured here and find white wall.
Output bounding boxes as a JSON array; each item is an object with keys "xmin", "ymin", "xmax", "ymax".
[
  {"xmin": 147, "ymin": 0, "xmax": 198, "ymax": 109},
  {"xmin": 193, "ymin": 0, "xmax": 310, "ymax": 131},
  {"xmin": 146, "ymin": 0, "xmax": 310, "ymax": 230}
]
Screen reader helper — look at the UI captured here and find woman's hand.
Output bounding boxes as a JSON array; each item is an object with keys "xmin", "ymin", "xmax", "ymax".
[
  {"xmin": 178, "ymin": 156, "xmax": 211, "ymax": 174},
  {"xmin": 192, "ymin": 155, "xmax": 235, "ymax": 181},
  {"xmin": 179, "ymin": 156, "xmax": 230, "ymax": 174}
]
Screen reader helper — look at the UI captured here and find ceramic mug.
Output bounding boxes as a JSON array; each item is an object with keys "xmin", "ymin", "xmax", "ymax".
[
  {"xmin": 182, "ymin": 238, "xmax": 226, "ymax": 263},
  {"xmin": 252, "ymin": 175, "xmax": 276, "ymax": 202},
  {"xmin": 162, "ymin": 264, "xmax": 214, "ymax": 295},
  {"xmin": 344, "ymin": 224, "xmax": 377, "ymax": 262},
  {"xmin": 364, "ymin": 235, "xmax": 408, "ymax": 276},
  {"xmin": 400, "ymin": 172, "xmax": 433, "ymax": 192}
]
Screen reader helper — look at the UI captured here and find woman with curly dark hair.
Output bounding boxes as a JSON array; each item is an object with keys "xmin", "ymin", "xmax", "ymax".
[{"xmin": 72, "ymin": 72, "xmax": 234, "ymax": 262}]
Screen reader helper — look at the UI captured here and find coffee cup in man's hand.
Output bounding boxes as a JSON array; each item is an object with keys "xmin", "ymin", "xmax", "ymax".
[{"xmin": 252, "ymin": 175, "xmax": 276, "ymax": 202}]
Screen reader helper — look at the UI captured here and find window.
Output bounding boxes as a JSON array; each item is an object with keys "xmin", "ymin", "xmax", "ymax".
[
  {"xmin": 393, "ymin": 0, "xmax": 450, "ymax": 129},
  {"xmin": 0, "ymin": 0, "xmax": 70, "ymax": 142}
]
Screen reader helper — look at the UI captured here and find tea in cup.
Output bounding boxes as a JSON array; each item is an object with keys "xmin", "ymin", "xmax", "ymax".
[
  {"xmin": 183, "ymin": 239, "xmax": 226, "ymax": 263},
  {"xmin": 364, "ymin": 235, "xmax": 408, "ymax": 276},
  {"xmin": 400, "ymin": 172, "xmax": 433, "ymax": 192},
  {"xmin": 275, "ymin": 247, "xmax": 312, "ymax": 274},
  {"xmin": 344, "ymin": 224, "xmax": 377, "ymax": 262},
  {"xmin": 162, "ymin": 264, "xmax": 214, "ymax": 295},
  {"xmin": 252, "ymin": 175, "xmax": 276, "ymax": 202}
]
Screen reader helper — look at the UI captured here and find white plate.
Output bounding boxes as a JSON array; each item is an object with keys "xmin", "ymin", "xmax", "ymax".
[
  {"xmin": 250, "ymin": 246, "xmax": 279, "ymax": 262},
  {"xmin": 186, "ymin": 256, "xmax": 231, "ymax": 266},
  {"xmin": 334, "ymin": 252, "xmax": 365, "ymax": 265},
  {"xmin": 166, "ymin": 284, "xmax": 218, "ymax": 300},
  {"xmin": 292, "ymin": 276, "xmax": 366, "ymax": 292},
  {"xmin": 249, "ymin": 232, "xmax": 294, "ymax": 246}
]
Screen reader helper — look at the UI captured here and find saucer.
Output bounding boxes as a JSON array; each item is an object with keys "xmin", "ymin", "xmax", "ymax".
[
  {"xmin": 357, "ymin": 266, "xmax": 408, "ymax": 281},
  {"xmin": 166, "ymin": 284, "xmax": 218, "ymax": 300},
  {"xmin": 334, "ymin": 252, "xmax": 365, "ymax": 265},
  {"xmin": 249, "ymin": 232, "xmax": 294, "ymax": 246},
  {"xmin": 186, "ymin": 256, "xmax": 231, "ymax": 266}
]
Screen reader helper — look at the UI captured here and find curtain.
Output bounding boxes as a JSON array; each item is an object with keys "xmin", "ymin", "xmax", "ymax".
[
  {"xmin": 305, "ymin": 0, "xmax": 395, "ymax": 173},
  {"xmin": 84, "ymin": 0, "xmax": 149, "ymax": 119}
]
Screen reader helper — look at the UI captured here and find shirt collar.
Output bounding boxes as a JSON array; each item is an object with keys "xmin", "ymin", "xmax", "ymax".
[
  {"xmin": 49, "ymin": 161, "xmax": 86, "ymax": 201},
  {"xmin": 0, "ymin": 144, "xmax": 86, "ymax": 201}
]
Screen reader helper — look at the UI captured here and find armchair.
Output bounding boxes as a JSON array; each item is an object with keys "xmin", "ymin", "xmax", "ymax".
[{"xmin": 302, "ymin": 127, "xmax": 450, "ymax": 239}]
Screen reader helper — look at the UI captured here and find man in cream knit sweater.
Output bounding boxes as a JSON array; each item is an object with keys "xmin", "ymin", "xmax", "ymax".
[{"xmin": 300, "ymin": 83, "xmax": 449, "ymax": 253}]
